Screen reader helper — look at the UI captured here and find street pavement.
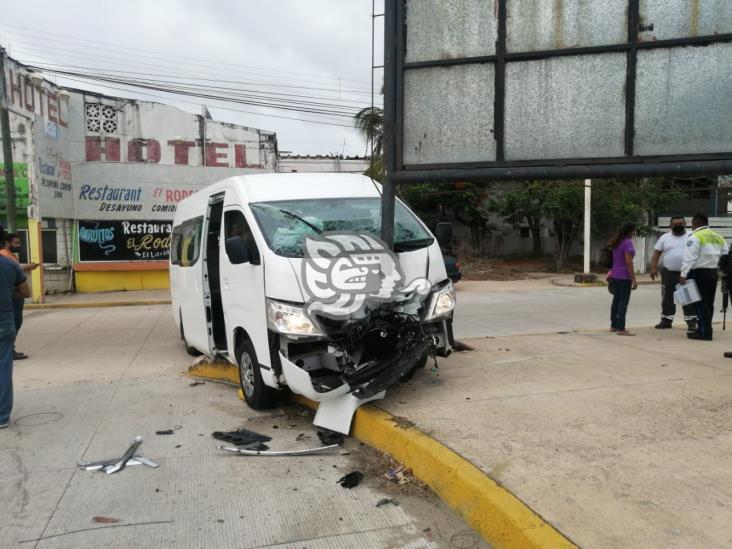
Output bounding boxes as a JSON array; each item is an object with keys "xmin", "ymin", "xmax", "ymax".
[
  {"xmin": 7, "ymin": 279, "xmax": 732, "ymax": 548},
  {"xmin": 2, "ymin": 305, "xmax": 488, "ymax": 549},
  {"xmin": 453, "ymin": 279, "xmax": 664, "ymax": 338}
]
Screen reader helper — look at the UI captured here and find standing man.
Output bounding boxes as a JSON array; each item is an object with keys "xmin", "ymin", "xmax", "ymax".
[
  {"xmin": 0, "ymin": 233, "xmax": 39, "ymax": 360},
  {"xmin": 0, "ymin": 224, "xmax": 32, "ymax": 428},
  {"xmin": 680, "ymin": 213, "xmax": 728, "ymax": 341},
  {"xmin": 650, "ymin": 216, "xmax": 697, "ymax": 332}
]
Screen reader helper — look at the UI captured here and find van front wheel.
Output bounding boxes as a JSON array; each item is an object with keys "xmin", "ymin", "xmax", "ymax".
[{"xmin": 236, "ymin": 338, "xmax": 278, "ymax": 410}]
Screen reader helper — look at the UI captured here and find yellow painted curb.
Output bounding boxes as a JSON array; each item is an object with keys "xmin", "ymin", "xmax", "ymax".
[
  {"xmin": 186, "ymin": 360, "xmax": 240, "ymax": 385},
  {"xmin": 188, "ymin": 361, "xmax": 576, "ymax": 549},
  {"xmin": 26, "ymin": 299, "xmax": 171, "ymax": 310}
]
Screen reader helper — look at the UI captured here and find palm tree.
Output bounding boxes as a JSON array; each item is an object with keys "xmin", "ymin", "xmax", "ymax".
[{"xmin": 353, "ymin": 106, "xmax": 383, "ymax": 157}]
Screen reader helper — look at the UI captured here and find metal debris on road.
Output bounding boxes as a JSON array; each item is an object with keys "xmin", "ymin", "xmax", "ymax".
[
  {"xmin": 376, "ymin": 497, "xmax": 400, "ymax": 507},
  {"xmin": 337, "ymin": 471, "xmax": 363, "ymax": 488},
  {"xmin": 155, "ymin": 425, "xmax": 181, "ymax": 435},
  {"xmin": 189, "ymin": 380, "xmax": 205, "ymax": 386},
  {"xmin": 78, "ymin": 437, "xmax": 158, "ymax": 474},
  {"xmin": 219, "ymin": 444, "xmax": 339, "ymax": 456}
]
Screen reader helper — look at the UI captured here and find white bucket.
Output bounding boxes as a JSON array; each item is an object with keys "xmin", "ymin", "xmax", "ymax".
[{"xmin": 674, "ymin": 279, "xmax": 702, "ymax": 306}]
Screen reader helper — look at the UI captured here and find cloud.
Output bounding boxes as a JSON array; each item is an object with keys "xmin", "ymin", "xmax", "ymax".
[{"xmin": 0, "ymin": 0, "xmax": 384, "ymax": 156}]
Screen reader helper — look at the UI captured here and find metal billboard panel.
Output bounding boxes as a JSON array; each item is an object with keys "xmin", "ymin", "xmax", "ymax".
[
  {"xmin": 405, "ymin": 0, "xmax": 497, "ymax": 63},
  {"xmin": 504, "ymin": 53, "xmax": 626, "ymax": 160},
  {"xmin": 506, "ymin": 0, "xmax": 628, "ymax": 52},
  {"xmin": 403, "ymin": 65, "xmax": 496, "ymax": 165},
  {"xmin": 386, "ymin": 0, "xmax": 732, "ymax": 182},
  {"xmin": 639, "ymin": 0, "xmax": 732, "ymax": 41},
  {"xmin": 635, "ymin": 42, "xmax": 732, "ymax": 156}
]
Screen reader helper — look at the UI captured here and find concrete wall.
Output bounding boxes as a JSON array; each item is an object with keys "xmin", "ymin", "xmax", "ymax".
[
  {"xmin": 278, "ymin": 156, "xmax": 371, "ymax": 174},
  {"xmin": 1, "ymin": 53, "xmax": 279, "ymax": 296}
]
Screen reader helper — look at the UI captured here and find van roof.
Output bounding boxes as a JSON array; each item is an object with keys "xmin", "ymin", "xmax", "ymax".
[{"xmin": 235, "ymin": 173, "xmax": 382, "ymax": 203}]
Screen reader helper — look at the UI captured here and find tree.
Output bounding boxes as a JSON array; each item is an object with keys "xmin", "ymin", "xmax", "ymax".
[
  {"xmin": 400, "ymin": 182, "xmax": 489, "ymax": 250},
  {"xmin": 353, "ymin": 106, "xmax": 383, "ymax": 155},
  {"xmin": 487, "ymin": 181, "xmax": 546, "ymax": 254}
]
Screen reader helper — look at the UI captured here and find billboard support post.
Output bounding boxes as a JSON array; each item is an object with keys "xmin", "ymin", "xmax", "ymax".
[
  {"xmin": 584, "ymin": 179, "xmax": 592, "ymax": 275},
  {"xmin": 381, "ymin": 0, "xmax": 398, "ymax": 248}
]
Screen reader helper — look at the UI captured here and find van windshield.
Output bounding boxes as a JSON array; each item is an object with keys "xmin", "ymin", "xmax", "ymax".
[{"xmin": 249, "ymin": 198, "xmax": 433, "ymax": 257}]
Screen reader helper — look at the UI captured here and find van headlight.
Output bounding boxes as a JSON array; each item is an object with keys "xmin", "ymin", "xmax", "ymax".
[
  {"xmin": 424, "ymin": 281, "xmax": 456, "ymax": 321},
  {"xmin": 266, "ymin": 299, "xmax": 324, "ymax": 336}
]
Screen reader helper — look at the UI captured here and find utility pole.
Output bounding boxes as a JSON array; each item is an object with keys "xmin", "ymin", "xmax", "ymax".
[{"xmin": 0, "ymin": 47, "xmax": 16, "ymax": 231}]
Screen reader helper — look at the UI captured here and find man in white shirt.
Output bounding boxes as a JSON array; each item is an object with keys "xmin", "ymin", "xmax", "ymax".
[
  {"xmin": 650, "ymin": 216, "xmax": 697, "ymax": 331},
  {"xmin": 680, "ymin": 213, "xmax": 729, "ymax": 341}
]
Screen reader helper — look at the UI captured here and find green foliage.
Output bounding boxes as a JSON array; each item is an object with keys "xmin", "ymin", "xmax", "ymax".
[
  {"xmin": 400, "ymin": 182, "xmax": 489, "ymax": 249},
  {"xmin": 487, "ymin": 178, "xmax": 681, "ymax": 269}
]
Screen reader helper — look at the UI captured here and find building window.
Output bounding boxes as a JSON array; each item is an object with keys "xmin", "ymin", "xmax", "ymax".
[{"xmin": 42, "ymin": 230, "xmax": 58, "ymax": 264}]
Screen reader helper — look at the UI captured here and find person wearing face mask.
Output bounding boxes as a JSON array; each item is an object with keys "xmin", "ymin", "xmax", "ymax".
[
  {"xmin": 649, "ymin": 216, "xmax": 697, "ymax": 332},
  {"xmin": 0, "ymin": 234, "xmax": 39, "ymax": 360}
]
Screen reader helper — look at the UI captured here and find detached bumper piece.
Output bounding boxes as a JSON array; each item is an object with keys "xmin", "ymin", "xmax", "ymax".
[{"xmin": 347, "ymin": 340, "xmax": 429, "ymax": 399}]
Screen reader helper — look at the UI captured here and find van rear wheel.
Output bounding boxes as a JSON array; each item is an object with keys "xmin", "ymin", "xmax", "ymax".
[{"xmin": 236, "ymin": 338, "xmax": 278, "ymax": 410}]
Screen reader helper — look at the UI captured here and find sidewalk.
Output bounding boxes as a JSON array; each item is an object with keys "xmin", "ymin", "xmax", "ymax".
[
  {"xmin": 381, "ymin": 326, "xmax": 732, "ymax": 548},
  {"xmin": 28, "ymin": 289, "xmax": 171, "ymax": 309}
]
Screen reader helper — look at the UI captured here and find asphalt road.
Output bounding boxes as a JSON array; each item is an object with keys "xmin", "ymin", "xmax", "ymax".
[{"xmin": 2, "ymin": 305, "xmax": 489, "ymax": 549}]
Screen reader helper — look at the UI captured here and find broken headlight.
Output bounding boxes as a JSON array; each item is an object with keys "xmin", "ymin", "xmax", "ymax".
[
  {"xmin": 266, "ymin": 299, "xmax": 324, "ymax": 337},
  {"xmin": 423, "ymin": 281, "xmax": 456, "ymax": 321}
]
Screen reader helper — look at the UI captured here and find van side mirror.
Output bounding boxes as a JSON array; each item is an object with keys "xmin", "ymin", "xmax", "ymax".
[
  {"xmin": 225, "ymin": 236, "xmax": 251, "ymax": 264},
  {"xmin": 435, "ymin": 222, "xmax": 453, "ymax": 247}
]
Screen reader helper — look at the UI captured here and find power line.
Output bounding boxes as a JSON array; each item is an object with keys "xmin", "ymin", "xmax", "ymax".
[
  {"xmin": 0, "ymin": 22, "xmax": 372, "ymax": 86},
  {"xmin": 35, "ymin": 66, "xmax": 360, "ymax": 117}
]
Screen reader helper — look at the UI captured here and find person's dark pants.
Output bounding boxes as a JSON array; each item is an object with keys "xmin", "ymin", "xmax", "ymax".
[
  {"xmin": 688, "ymin": 268, "xmax": 718, "ymax": 338},
  {"xmin": 12, "ymin": 298, "xmax": 23, "ymax": 353},
  {"xmin": 0, "ymin": 324, "xmax": 16, "ymax": 424},
  {"xmin": 610, "ymin": 278, "xmax": 632, "ymax": 330},
  {"xmin": 661, "ymin": 268, "xmax": 697, "ymax": 323}
]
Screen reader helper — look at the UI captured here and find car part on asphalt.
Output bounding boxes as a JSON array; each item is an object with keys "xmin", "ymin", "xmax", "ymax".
[
  {"xmin": 212, "ymin": 428, "xmax": 272, "ymax": 446},
  {"xmin": 218, "ymin": 443, "xmax": 339, "ymax": 456},
  {"xmin": 98, "ymin": 437, "xmax": 144, "ymax": 475},
  {"xmin": 337, "ymin": 471, "xmax": 363, "ymax": 488},
  {"xmin": 317, "ymin": 428, "xmax": 345, "ymax": 446},
  {"xmin": 78, "ymin": 456, "xmax": 159, "ymax": 471},
  {"xmin": 376, "ymin": 497, "xmax": 400, "ymax": 507}
]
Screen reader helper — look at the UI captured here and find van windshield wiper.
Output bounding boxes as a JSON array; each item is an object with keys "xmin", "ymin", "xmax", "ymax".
[
  {"xmin": 393, "ymin": 237, "xmax": 434, "ymax": 252},
  {"xmin": 256, "ymin": 204, "xmax": 322, "ymax": 234}
]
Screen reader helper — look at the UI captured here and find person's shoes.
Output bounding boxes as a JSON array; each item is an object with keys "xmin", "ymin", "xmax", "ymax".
[
  {"xmin": 687, "ymin": 332, "xmax": 712, "ymax": 341},
  {"xmin": 610, "ymin": 328, "xmax": 618, "ymax": 332},
  {"xmin": 617, "ymin": 330, "xmax": 636, "ymax": 336},
  {"xmin": 0, "ymin": 423, "xmax": 8, "ymax": 429},
  {"xmin": 655, "ymin": 318, "xmax": 673, "ymax": 329},
  {"xmin": 13, "ymin": 351, "xmax": 28, "ymax": 360},
  {"xmin": 724, "ymin": 352, "xmax": 732, "ymax": 359},
  {"xmin": 686, "ymin": 321, "xmax": 698, "ymax": 333}
]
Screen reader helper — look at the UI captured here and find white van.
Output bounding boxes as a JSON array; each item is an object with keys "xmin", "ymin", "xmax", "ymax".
[{"xmin": 170, "ymin": 173, "xmax": 455, "ymax": 434}]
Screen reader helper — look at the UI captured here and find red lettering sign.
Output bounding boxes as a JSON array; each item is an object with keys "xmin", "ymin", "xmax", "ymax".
[
  {"xmin": 85, "ymin": 136, "xmax": 121, "ymax": 161},
  {"xmin": 205, "ymin": 142, "xmax": 228, "ymax": 167},
  {"xmin": 128, "ymin": 139, "xmax": 161, "ymax": 163},
  {"xmin": 167, "ymin": 140, "xmax": 196, "ymax": 165}
]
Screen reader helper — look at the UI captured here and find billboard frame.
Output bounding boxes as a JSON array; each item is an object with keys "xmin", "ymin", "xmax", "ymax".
[{"xmin": 383, "ymin": 0, "xmax": 732, "ymax": 184}]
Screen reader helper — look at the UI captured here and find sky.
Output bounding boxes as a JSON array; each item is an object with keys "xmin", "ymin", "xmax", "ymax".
[{"xmin": 0, "ymin": 0, "xmax": 385, "ymax": 156}]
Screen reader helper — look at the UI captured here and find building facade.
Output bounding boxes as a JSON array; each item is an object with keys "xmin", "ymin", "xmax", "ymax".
[{"xmin": 1, "ymin": 53, "xmax": 277, "ymax": 298}]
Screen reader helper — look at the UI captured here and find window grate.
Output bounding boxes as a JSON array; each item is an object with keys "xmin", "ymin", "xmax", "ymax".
[{"xmin": 85, "ymin": 102, "xmax": 117, "ymax": 134}]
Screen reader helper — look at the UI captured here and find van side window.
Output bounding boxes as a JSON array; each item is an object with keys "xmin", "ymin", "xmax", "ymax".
[
  {"xmin": 224, "ymin": 210, "xmax": 259, "ymax": 264},
  {"xmin": 171, "ymin": 216, "xmax": 203, "ymax": 267}
]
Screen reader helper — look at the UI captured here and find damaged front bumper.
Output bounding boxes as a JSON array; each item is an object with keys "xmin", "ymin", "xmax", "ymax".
[{"xmin": 269, "ymin": 281, "xmax": 455, "ymax": 434}]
